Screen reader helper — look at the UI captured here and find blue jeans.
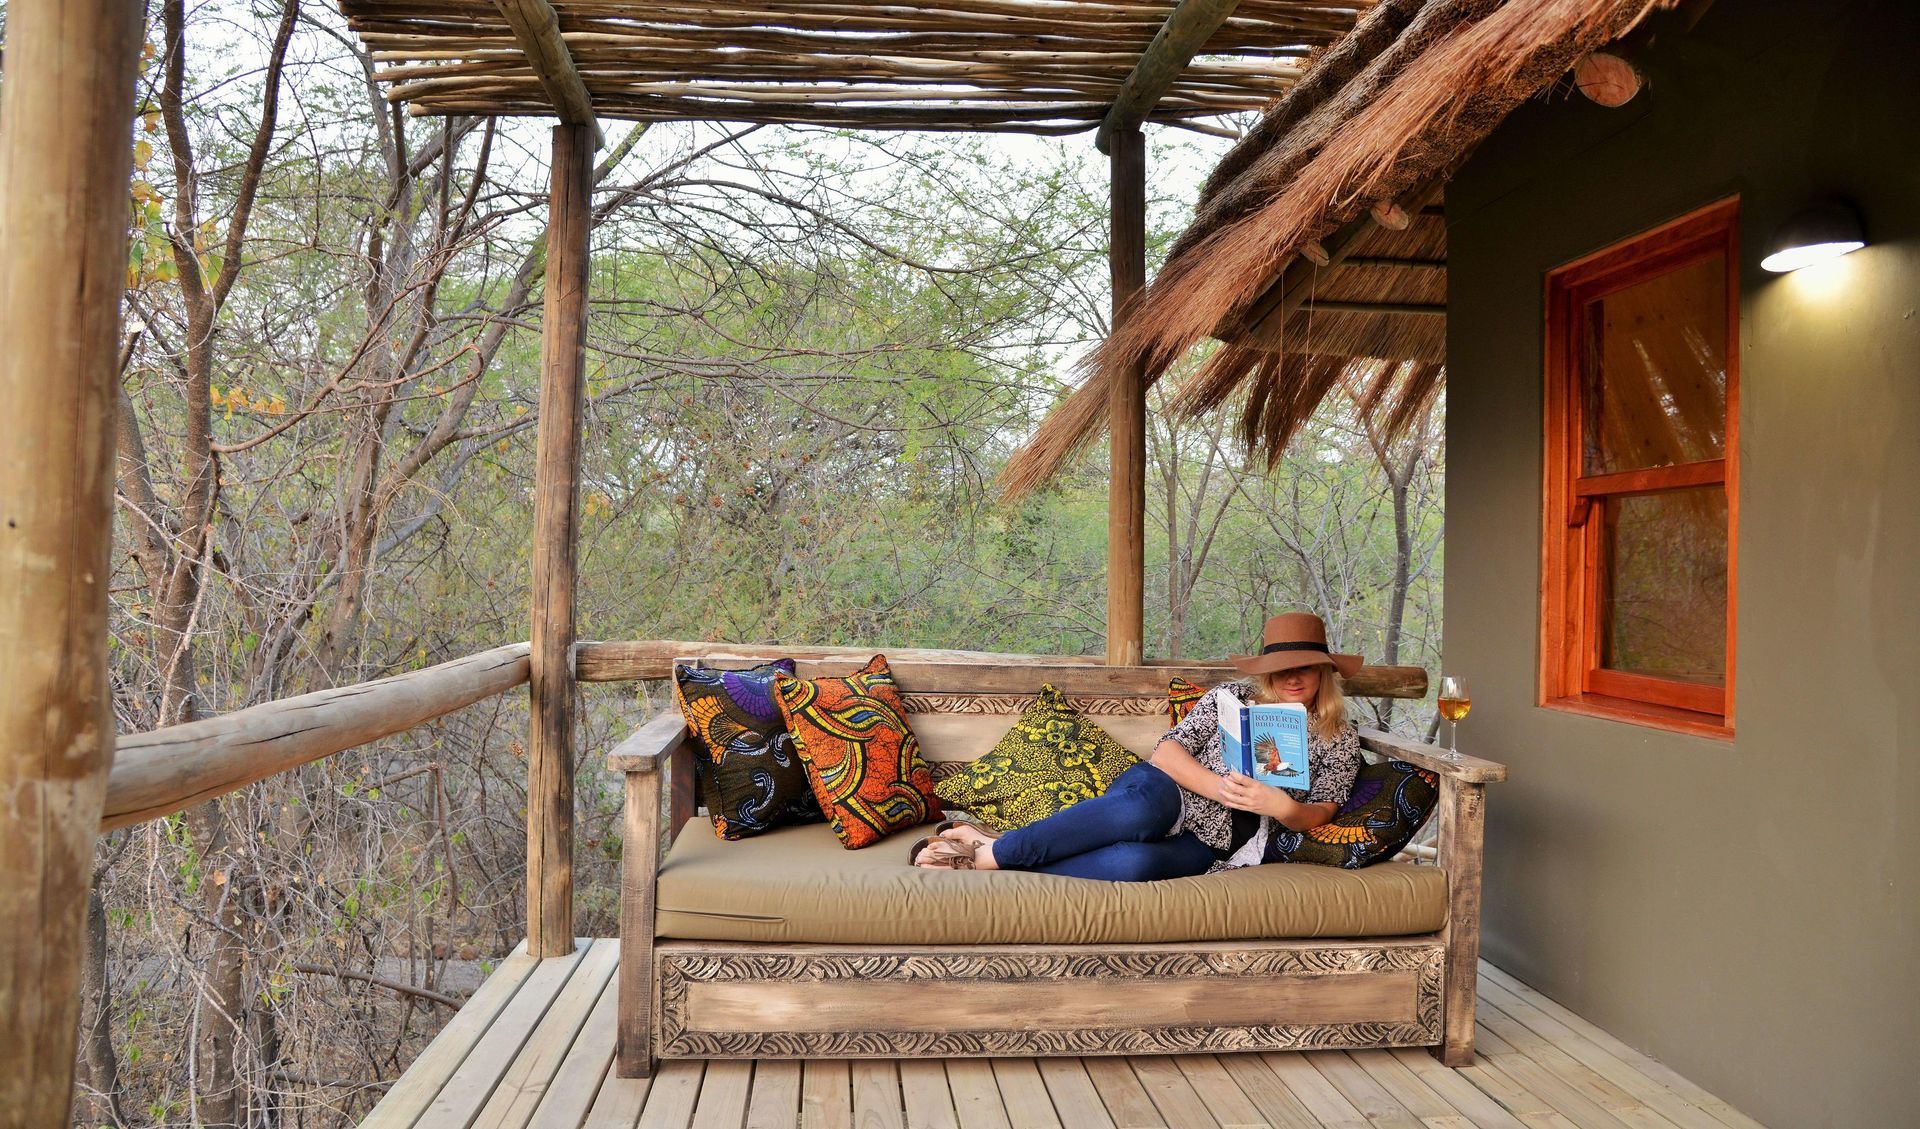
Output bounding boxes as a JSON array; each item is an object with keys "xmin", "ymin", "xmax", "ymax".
[{"xmin": 991, "ymin": 761, "xmax": 1216, "ymax": 881}]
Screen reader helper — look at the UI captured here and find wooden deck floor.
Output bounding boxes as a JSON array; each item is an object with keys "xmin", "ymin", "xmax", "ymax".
[{"xmin": 359, "ymin": 939, "xmax": 1768, "ymax": 1129}]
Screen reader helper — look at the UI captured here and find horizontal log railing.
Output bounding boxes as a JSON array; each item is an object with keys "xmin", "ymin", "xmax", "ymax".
[
  {"xmin": 573, "ymin": 639, "xmax": 1430, "ymax": 700},
  {"xmin": 102, "ymin": 639, "xmax": 1428, "ymax": 831},
  {"xmin": 102, "ymin": 643, "xmax": 532, "ymax": 831}
]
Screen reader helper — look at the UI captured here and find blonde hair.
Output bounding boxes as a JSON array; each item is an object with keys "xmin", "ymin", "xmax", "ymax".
[{"xmin": 1252, "ymin": 666, "xmax": 1347, "ymax": 742}]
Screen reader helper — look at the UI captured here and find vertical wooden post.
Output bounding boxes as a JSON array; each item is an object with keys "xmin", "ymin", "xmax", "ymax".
[
  {"xmin": 1107, "ymin": 125, "xmax": 1147, "ymax": 667},
  {"xmin": 1434, "ymin": 776, "xmax": 1487, "ymax": 1066},
  {"xmin": 0, "ymin": 0, "xmax": 144, "ymax": 1122},
  {"xmin": 615, "ymin": 766, "xmax": 660, "ymax": 1078},
  {"xmin": 528, "ymin": 123, "xmax": 592, "ymax": 958}
]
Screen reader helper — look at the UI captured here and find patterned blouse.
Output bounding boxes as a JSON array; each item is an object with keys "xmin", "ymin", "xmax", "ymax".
[{"xmin": 1156, "ymin": 679, "xmax": 1363, "ymax": 870}]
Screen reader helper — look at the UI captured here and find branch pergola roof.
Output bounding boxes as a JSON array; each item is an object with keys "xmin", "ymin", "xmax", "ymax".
[{"xmin": 342, "ymin": 0, "xmax": 1372, "ymax": 136}]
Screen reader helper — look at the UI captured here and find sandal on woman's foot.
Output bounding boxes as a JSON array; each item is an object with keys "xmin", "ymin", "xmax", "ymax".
[{"xmin": 909, "ymin": 834, "xmax": 979, "ymax": 869}]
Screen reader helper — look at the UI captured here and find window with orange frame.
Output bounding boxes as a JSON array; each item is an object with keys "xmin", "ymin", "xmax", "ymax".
[{"xmin": 1541, "ymin": 198, "xmax": 1738, "ymax": 737}]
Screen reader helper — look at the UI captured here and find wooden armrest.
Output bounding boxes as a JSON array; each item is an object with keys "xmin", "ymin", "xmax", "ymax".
[
  {"xmin": 1358, "ymin": 728, "xmax": 1507, "ymax": 784},
  {"xmin": 608, "ymin": 712, "xmax": 687, "ymax": 774}
]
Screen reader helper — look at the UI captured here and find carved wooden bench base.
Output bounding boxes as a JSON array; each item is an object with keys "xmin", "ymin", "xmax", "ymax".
[{"xmin": 652, "ymin": 938, "xmax": 1444, "ymax": 1060}]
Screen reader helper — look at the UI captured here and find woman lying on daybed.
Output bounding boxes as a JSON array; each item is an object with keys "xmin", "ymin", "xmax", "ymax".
[{"xmin": 910, "ymin": 611, "xmax": 1362, "ymax": 879}]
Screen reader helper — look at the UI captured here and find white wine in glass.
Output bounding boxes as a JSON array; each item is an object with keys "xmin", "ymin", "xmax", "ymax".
[{"xmin": 1437, "ymin": 676, "xmax": 1470, "ymax": 757}]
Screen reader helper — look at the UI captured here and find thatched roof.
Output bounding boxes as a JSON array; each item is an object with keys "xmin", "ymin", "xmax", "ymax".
[
  {"xmin": 1001, "ymin": 0, "xmax": 1679, "ymax": 494},
  {"xmin": 341, "ymin": 1, "xmax": 1370, "ymax": 135}
]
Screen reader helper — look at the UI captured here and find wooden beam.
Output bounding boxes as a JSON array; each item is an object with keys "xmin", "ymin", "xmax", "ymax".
[
  {"xmin": 1227, "ymin": 181, "xmax": 1447, "ymax": 344},
  {"xmin": 1340, "ymin": 255, "xmax": 1449, "ymax": 269},
  {"xmin": 1369, "ymin": 201, "xmax": 1412, "ymax": 230},
  {"xmin": 575, "ymin": 640, "xmax": 1112, "ymax": 680},
  {"xmin": 1433, "ymin": 777, "xmax": 1488, "ymax": 1066},
  {"xmin": 1300, "ymin": 300, "xmax": 1448, "ymax": 316},
  {"xmin": 614, "ymin": 760, "xmax": 661, "ymax": 1077},
  {"xmin": 1231, "ymin": 212, "xmax": 1374, "ymax": 340},
  {"xmin": 1573, "ymin": 51, "xmax": 1643, "ymax": 107},
  {"xmin": 1358, "ymin": 729, "xmax": 1508, "ymax": 784},
  {"xmin": 1095, "ymin": 0, "xmax": 1245, "ymax": 154},
  {"xmin": 493, "ymin": 0, "xmax": 604, "ymax": 147},
  {"xmin": 0, "ymin": 0, "xmax": 145, "ymax": 1119},
  {"xmin": 101, "ymin": 645, "xmax": 530, "ymax": 831},
  {"xmin": 527, "ymin": 123, "xmax": 592, "ymax": 958},
  {"xmin": 573, "ymin": 642, "xmax": 1430, "ymax": 701},
  {"xmin": 1569, "ymin": 0, "xmax": 1713, "ymax": 110},
  {"xmin": 1107, "ymin": 124, "xmax": 1147, "ymax": 667}
]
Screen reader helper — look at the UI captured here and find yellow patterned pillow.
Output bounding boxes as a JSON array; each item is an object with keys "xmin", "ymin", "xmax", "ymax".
[{"xmin": 933, "ymin": 684, "xmax": 1141, "ymax": 832}]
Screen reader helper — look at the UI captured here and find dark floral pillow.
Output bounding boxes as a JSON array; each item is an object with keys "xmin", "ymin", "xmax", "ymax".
[
  {"xmin": 672, "ymin": 659, "xmax": 823, "ymax": 840},
  {"xmin": 934, "ymin": 684, "xmax": 1140, "ymax": 832},
  {"xmin": 1263, "ymin": 759, "xmax": 1440, "ymax": 869},
  {"xmin": 1167, "ymin": 676, "xmax": 1207, "ymax": 725}
]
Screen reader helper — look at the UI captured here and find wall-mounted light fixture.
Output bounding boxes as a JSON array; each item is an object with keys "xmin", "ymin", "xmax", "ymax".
[{"xmin": 1761, "ymin": 200, "xmax": 1866, "ymax": 273}]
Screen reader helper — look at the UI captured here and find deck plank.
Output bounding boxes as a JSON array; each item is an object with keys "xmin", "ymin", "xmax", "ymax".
[
  {"xmin": 1476, "ymin": 976, "xmax": 1749, "ymax": 1129},
  {"xmin": 747, "ymin": 1062, "xmax": 803, "ymax": 1129},
  {"xmin": 1446, "ymin": 1047, "xmax": 1582, "ymax": 1129},
  {"xmin": 1304, "ymin": 1051, "xmax": 1425, "ymax": 1129},
  {"xmin": 415, "ymin": 941, "xmax": 591, "ymax": 1129},
  {"xmin": 1387, "ymin": 1047, "xmax": 1536, "ymax": 1129},
  {"xmin": 690, "ymin": 1060, "xmax": 753, "ymax": 1129},
  {"xmin": 944, "ymin": 1060, "xmax": 1012, "ymax": 1129},
  {"xmin": 1078, "ymin": 1058, "xmax": 1164, "ymax": 1129},
  {"xmin": 1479, "ymin": 1001, "xmax": 1689, "ymax": 1129},
  {"xmin": 1126, "ymin": 1056, "xmax": 1220, "ymax": 1129},
  {"xmin": 804, "ymin": 1060, "xmax": 854, "ymax": 1129},
  {"xmin": 1343, "ymin": 1049, "xmax": 1490, "ymax": 1129},
  {"xmin": 1212, "ymin": 1055, "xmax": 1319, "ymax": 1129},
  {"xmin": 475, "ymin": 939, "xmax": 622, "ymax": 1129},
  {"xmin": 527, "ymin": 972, "xmax": 620, "ymax": 1129},
  {"xmin": 1475, "ymin": 965, "xmax": 1766, "ymax": 1129},
  {"xmin": 1476, "ymin": 1022, "xmax": 1661, "ymax": 1129},
  {"xmin": 853, "ymin": 1061, "xmax": 907, "ymax": 1129},
  {"xmin": 1169, "ymin": 1055, "xmax": 1269, "ymax": 1129},
  {"xmin": 583, "ymin": 1076, "xmax": 654, "ymax": 1129},
  {"xmin": 989, "ymin": 1059, "xmax": 1063, "ymax": 1129},
  {"xmin": 898, "ymin": 1061, "xmax": 958, "ymax": 1129},
  {"xmin": 1261, "ymin": 1053, "xmax": 1370, "ymax": 1129},
  {"xmin": 361, "ymin": 941, "xmax": 538, "ymax": 1129},
  {"xmin": 1033, "ymin": 1060, "xmax": 1116, "ymax": 1129},
  {"xmin": 636, "ymin": 1060, "xmax": 706, "ymax": 1129}
]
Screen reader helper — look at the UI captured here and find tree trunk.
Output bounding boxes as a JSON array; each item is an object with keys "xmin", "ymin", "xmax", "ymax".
[
  {"xmin": 187, "ymin": 805, "xmax": 249, "ymax": 1128},
  {"xmin": 76, "ymin": 886, "xmax": 126, "ymax": 1127}
]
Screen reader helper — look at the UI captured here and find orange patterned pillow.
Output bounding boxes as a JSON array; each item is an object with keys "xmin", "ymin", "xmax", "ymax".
[
  {"xmin": 773, "ymin": 654, "xmax": 941, "ymax": 849},
  {"xmin": 1168, "ymin": 676, "xmax": 1207, "ymax": 725}
]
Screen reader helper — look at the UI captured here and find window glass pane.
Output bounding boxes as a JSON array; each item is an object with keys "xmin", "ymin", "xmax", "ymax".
[
  {"xmin": 1598, "ymin": 488, "xmax": 1727, "ymax": 684},
  {"xmin": 1580, "ymin": 253, "xmax": 1727, "ymax": 475}
]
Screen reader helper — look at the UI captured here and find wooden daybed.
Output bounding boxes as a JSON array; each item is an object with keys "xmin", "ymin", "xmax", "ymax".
[{"xmin": 609, "ymin": 658, "xmax": 1505, "ymax": 1077}]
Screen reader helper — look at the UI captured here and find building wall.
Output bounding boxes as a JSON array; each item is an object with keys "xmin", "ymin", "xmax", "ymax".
[{"xmin": 1444, "ymin": 1, "xmax": 1918, "ymax": 1125}]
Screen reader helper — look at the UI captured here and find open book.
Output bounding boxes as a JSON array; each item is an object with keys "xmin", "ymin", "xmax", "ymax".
[{"xmin": 1218, "ymin": 696, "xmax": 1313, "ymax": 792}]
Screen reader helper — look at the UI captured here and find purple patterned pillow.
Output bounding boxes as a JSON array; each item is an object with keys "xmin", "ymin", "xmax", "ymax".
[
  {"xmin": 1264, "ymin": 759, "xmax": 1440, "ymax": 869},
  {"xmin": 671, "ymin": 659, "xmax": 823, "ymax": 840}
]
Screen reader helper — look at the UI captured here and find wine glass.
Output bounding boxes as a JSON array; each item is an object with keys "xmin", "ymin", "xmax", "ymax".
[{"xmin": 1437, "ymin": 675, "xmax": 1471, "ymax": 761}]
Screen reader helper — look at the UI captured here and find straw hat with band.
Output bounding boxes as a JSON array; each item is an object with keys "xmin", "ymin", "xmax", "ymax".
[{"xmin": 1230, "ymin": 612, "xmax": 1363, "ymax": 678}]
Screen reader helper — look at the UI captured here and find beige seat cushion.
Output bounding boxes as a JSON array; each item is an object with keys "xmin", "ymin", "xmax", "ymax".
[{"xmin": 656, "ymin": 819, "xmax": 1447, "ymax": 944}]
